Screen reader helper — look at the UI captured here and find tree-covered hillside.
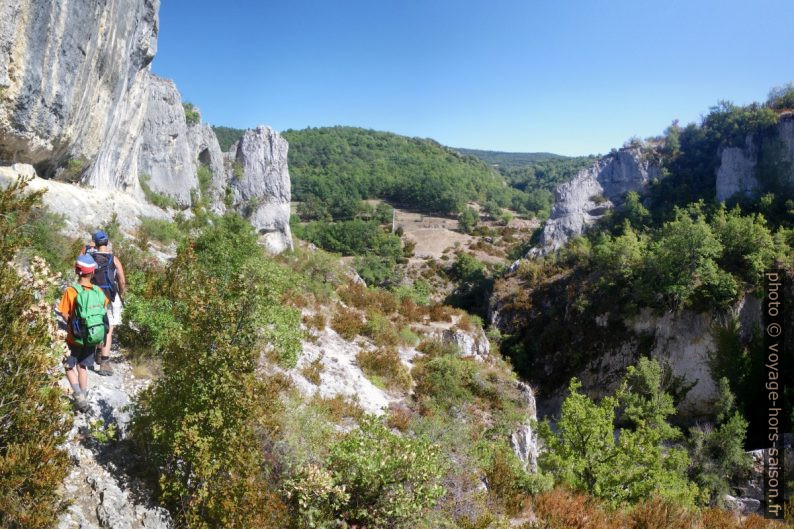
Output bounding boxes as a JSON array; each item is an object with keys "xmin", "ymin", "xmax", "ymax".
[
  {"xmin": 454, "ymin": 148, "xmax": 565, "ymax": 168},
  {"xmin": 459, "ymin": 148, "xmax": 598, "ymax": 218},
  {"xmin": 283, "ymin": 126, "xmax": 559, "ymax": 218}
]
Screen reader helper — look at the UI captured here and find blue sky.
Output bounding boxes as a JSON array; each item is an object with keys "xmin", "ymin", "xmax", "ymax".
[{"xmin": 153, "ymin": 0, "xmax": 794, "ymax": 156}]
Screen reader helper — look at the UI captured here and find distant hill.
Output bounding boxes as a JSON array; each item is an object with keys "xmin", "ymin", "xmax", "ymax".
[
  {"xmin": 455, "ymin": 148, "xmax": 566, "ymax": 168},
  {"xmin": 282, "ymin": 126, "xmax": 549, "ymax": 217}
]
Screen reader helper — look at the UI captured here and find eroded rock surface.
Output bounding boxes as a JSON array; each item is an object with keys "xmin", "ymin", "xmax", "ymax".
[
  {"xmin": 528, "ymin": 147, "xmax": 658, "ymax": 257},
  {"xmin": 0, "ymin": 0, "xmax": 158, "ymax": 171},
  {"xmin": 226, "ymin": 126, "xmax": 293, "ymax": 253},
  {"xmin": 716, "ymin": 114, "xmax": 794, "ymax": 201},
  {"xmin": 0, "ymin": 164, "xmax": 170, "ymax": 235}
]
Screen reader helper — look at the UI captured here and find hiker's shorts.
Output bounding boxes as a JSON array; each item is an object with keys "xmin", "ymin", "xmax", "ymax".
[
  {"xmin": 65, "ymin": 344, "xmax": 96, "ymax": 369},
  {"xmin": 107, "ymin": 296, "xmax": 123, "ymax": 326}
]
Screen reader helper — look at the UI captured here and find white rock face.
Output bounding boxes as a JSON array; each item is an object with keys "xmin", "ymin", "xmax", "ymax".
[
  {"xmin": 133, "ymin": 75, "xmax": 198, "ymax": 205},
  {"xmin": 529, "ymin": 147, "xmax": 658, "ymax": 256},
  {"xmin": 426, "ymin": 325, "xmax": 490, "ymax": 360},
  {"xmin": 716, "ymin": 114, "xmax": 794, "ymax": 201},
  {"xmin": 535, "ymin": 294, "xmax": 763, "ymax": 421},
  {"xmin": 227, "ymin": 126, "xmax": 293, "ymax": 253},
  {"xmin": 509, "ymin": 381, "xmax": 539, "ymax": 472},
  {"xmin": 287, "ymin": 326, "xmax": 400, "ymax": 416},
  {"xmin": 0, "ymin": 0, "xmax": 159, "ymax": 170},
  {"xmin": 715, "ymin": 142, "xmax": 759, "ymax": 202},
  {"xmin": 0, "ymin": 164, "xmax": 171, "ymax": 236},
  {"xmin": 86, "ymin": 71, "xmax": 212, "ymax": 206}
]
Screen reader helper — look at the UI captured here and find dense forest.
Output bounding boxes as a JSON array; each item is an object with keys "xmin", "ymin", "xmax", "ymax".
[
  {"xmin": 281, "ymin": 126, "xmax": 587, "ymax": 220},
  {"xmin": 454, "ymin": 148, "xmax": 565, "ymax": 167}
]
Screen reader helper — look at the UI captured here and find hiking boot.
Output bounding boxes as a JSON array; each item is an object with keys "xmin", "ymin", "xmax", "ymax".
[
  {"xmin": 74, "ymin": 394, "xmax": 90, "ymax": 413},
  {"xmin": 96, "ymin": 357, "xmax": 114, "ymax": 376}
]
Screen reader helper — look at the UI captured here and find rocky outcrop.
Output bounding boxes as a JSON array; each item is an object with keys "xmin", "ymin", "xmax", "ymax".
[
  {"xmin": 86, "ymin": 72, "xmax": 217, "ymax": 206},
  {"xmin": 528, "ymin": 147, "xmax": 659, "ymax": 257},
  {"xmin": 509, "ymin": 381, "xmax": 539, "ymax": 472},
  {"xmin": 0, "ymin": 0, "xmax": 158, "ymax": 172},
  {"xmin": 226, "ymin": 126, "xmax": 293, "ymax": 253},
  {"xmin": 131, "ymin": 75, "xmax": 197, "ymax": 205},
  {"xmin": 427, "ymin": 325, "xmax": 490, "ymax": 360},
  {"xmin": 716, "ymin": 114, "xmax": 794, "ymax": 201},
  {"xmin": 58, "ymin": 352, "xmax": 171, "ymax": 529},
  {"xmin": 0, "ymin": 163, "xmax": 170, "ymax": 235}
]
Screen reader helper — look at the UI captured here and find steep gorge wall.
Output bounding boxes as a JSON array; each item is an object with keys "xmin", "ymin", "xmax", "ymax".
[{"xmin": 716, "ymin": 114, "xmax": 794, "ymax": 201}]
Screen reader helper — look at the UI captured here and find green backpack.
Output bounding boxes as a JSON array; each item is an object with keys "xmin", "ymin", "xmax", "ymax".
[{"xmin": 71, "ymin": 283, "xmax": 108, "ymax": 346}]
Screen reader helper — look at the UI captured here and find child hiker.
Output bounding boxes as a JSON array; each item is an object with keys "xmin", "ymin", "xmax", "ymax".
[
  {"xmin": 56, "ymin": 254, "xmax": 108, "ymax": 412},
  {"xmin": 83, "ymin": 230, "xmax": 126, "ymax": 376}
]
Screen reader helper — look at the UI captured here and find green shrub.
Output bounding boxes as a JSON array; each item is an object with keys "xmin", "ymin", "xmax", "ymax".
[
  {"xmin": 458, "ymin": 207, "xmax": 480, "ymax": 234},
  {"xmin": 197, "ymin": 164, "xmax": 213, "ymax": 198},
  {"xmin": 326, "ymin": 416, "xmax": 445, "ymax": 528},
  {"xmin": 768, "ymin": 83, "xmax": 794, "ymax": 110},
  {"xmin": 131, "ymin": 242, "xmax": 297, "ymax": 527},
  {"xmin": 20, "ymin": 207, "xmax": 81, "ymax": 275},
  {"xmin": 60, "ymin": 157, "xmax": 87, "ymax": 182},
  {"xmin": 182, "ymin": 102, "xmax": 201, "ymax": 126},
  {"xmin": 362, "ymin": 311, "xmax": 399, "ymax": 346},
  {"xmin": 137, "ymin": 217, "xmax": 183, "ymax": 245},
  {"xmin": 0, "ymin": 178, "xmax": 72, "ymax": 528},
  {"xmin": 538, "ymin": 359, "xmax": 698, "ymax": 507},
  {"xmin": 139, "ymin": 173, "xmax": 178, "ymax": 209},
  {"xmin": 413, "ymin": 354, "xmax": 476, "ymax": 409}
]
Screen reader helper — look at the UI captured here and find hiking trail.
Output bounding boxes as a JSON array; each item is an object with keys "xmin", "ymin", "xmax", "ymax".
[{"xmin": 57, "ymin": 347, "xmax": 171, "ymax": 529}]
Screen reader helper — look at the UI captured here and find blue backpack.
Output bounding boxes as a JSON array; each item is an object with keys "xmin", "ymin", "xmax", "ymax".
[{"xmin": 90, "ymin": 251, "xmax": 118, "ymax": 302}]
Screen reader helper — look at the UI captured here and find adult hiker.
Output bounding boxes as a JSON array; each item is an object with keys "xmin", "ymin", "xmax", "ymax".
[
  {"xmin": 56, "ymin": 254, "xmax": 108, "ymax": 412},
  {"xmin": 84, "ymin": 230, "xmax": 126, "ymax": 376}
]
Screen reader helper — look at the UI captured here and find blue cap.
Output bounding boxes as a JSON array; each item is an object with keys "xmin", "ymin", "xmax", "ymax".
[{"xmin": 93, "ymin": 230, "xmax": 109, "ymax": 245}]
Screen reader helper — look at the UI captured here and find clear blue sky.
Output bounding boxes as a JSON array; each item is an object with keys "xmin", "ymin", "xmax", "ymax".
[{"xmin": 153, "ymin": 0, "xmax": 794, "ymax": 156}]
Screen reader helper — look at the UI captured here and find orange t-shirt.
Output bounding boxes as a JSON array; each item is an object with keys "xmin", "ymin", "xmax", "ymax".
[{"xmin": 58, "ymin": 283, "xmax": 108, "ymax": 346}]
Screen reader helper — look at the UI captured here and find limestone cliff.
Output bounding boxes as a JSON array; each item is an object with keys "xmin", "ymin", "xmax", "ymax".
[
  {"xmin": 0, "ymin": 0, "xmax": 158, "ymax": 172},
  {"xmin": 225, "ymin": 126, "xmax": 293, "ymax": 253},
  {"xmin": 0, "ymin": 0, "xmax": 292, "ymax": 252},
  {"xmin": 715, "ymin": 113, "xmax": 794, "ymax": 201},
  {"xmin": 528, "ymin": 146, "xmax": 659, "ymax": 257}
]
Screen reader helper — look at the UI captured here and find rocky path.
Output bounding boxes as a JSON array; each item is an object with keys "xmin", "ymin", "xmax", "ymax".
[{"xmin": 57, "ymin": 352, "xmax": 171, "ymax": 529}]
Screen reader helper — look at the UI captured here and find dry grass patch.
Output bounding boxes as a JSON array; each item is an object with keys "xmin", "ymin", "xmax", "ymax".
[
  {"xmin": 302, "ymin": 311, "xmax": 326, "ymax": 331},
  {"xmin": 301, "ymin": 356, "xmax": 324, "ymax": 385},
  {"xmin": 331, "ymin": 306, "xmax": 365, "ymax": 340},
  {"xmin": 311, "ymin": 394, "xmax": 365, "ymax": 422},
  {"xmin": 357, "ymin": 347, "xmax": 412, "ymax": 391}
]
